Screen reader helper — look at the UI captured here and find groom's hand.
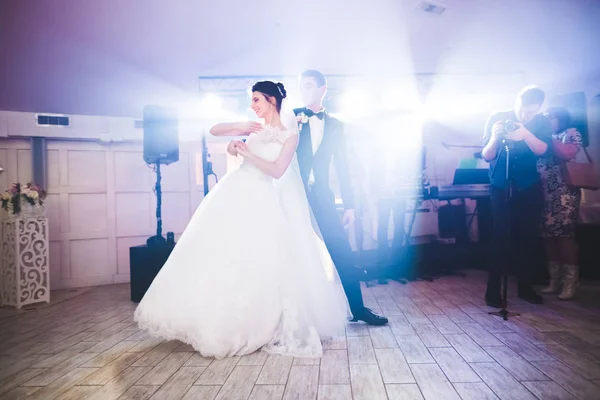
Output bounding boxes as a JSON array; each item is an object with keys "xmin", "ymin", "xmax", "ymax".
[{"xmin": 342, "ymin": 209, "xmax": 355, "ymax": 227}]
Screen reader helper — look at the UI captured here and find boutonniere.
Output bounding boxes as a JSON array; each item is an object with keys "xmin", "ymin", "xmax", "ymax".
[
  {"xmin": 296, "ymin": 112, "xmax": 309, "ymax": 131},
  {"xmin": 296, "ymin": 112, "xmax": 309, "ymax": 125}
]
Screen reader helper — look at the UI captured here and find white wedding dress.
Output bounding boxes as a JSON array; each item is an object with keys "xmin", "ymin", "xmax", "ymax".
[{"xmin": 134, "ymin": 121, "xmax": 350, "ymax": 359}]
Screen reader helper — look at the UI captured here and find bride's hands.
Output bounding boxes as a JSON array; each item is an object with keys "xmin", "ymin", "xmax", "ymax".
[
  {"xmin": 227, "ymin": 140, "xmax": 244, "ymax": 156},
  {"xmin": 235, "ymin": 142, "xmax": 252, "ymax": 158}
]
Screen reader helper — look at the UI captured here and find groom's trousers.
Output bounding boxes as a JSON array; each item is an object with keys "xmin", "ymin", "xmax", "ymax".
[{"xmin": 306, "ymin": 189, "xmax": 365, "ymax": 315}]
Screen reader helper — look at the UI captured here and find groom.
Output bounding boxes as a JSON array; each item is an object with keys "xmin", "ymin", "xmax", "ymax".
[{"xmin": 294, "ymin": 70, "xmax": 387, "ymax": 326}]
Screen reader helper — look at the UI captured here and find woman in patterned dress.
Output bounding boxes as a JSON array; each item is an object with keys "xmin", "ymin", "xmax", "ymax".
[{"xmin": 537, "ymin": 107, "xmax": 583, "ymax": 300}]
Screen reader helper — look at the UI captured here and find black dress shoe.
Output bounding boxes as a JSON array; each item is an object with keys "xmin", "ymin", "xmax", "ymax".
[{"xmin": 350, "ymin": 308, "xmax": 388, "ymax": 326}]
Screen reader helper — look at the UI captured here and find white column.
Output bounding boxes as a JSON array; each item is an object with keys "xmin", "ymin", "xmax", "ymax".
[{"xmin": 0, "ymin": 216, "xmax": 50, "ymax": 309}]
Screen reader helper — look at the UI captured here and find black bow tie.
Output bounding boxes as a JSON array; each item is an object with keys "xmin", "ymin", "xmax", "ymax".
[{"xmin": 302, "ymin": 108, "xmax": 324, "ymax": 120}]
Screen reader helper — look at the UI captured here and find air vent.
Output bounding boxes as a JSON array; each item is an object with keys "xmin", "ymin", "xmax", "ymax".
[
  {"xmin": 416, "ymin": 1, "xmax": 446, "ymax": 15},
  {"xmin": 36, "ymin": 114, "xmax": 69, "ymax": 127}
]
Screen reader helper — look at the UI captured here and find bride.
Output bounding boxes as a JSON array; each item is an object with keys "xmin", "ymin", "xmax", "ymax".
[{"xmin": 134, "ymin": 81, "xmax": 350, "ymax": 359}]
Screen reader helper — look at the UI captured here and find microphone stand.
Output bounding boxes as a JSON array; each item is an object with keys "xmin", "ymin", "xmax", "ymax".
[{"xmin": 488, "ymin": 139, "xmax": 520, "ymax": 321}]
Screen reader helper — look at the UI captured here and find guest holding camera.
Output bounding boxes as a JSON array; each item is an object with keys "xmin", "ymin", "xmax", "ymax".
[
  {"xmin": 481, "ymin": 86, "xmax": 553, "ymax": 307},
  {"xmin": 538, "ymin": 107, "xmax": 583, "ymax": 300}
]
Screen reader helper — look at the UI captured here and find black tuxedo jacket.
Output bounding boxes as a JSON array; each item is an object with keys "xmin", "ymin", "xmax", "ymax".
[{"xmin": 293, "ymin": 108, "xmax": 354, "ymax": 210}]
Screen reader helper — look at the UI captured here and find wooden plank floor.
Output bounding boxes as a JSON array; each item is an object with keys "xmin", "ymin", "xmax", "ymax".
[{"xmin": 1, "ymin": 270, "xmax": 600, "ymax": 400}]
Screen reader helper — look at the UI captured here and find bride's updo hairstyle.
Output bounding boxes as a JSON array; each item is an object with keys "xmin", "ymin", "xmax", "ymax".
[{"xmin": 251, "ymin": 81, "xmax": 287, "ymax": 113}]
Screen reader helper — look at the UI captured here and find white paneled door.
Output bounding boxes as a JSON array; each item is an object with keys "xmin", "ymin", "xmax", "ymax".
[{"xmin": 0, "ymin": 138, "xmax": 228, "ymax": 290}]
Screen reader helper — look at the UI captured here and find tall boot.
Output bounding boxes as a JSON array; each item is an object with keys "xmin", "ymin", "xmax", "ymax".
[
  {"xmin": 541, "ymin": 261, "xmax": 561, "ymax": 294},
  {"xmin": 558, "ymin": 264, "xmax": 579, "ymax": 301}
]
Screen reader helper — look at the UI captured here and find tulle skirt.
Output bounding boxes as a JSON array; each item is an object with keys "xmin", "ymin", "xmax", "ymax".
[{"xmin": 134, "ymin": 165, "xmax": 349, "ymax": 359}]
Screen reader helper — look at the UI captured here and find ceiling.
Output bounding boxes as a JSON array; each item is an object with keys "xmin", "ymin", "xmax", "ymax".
[{"xmin": 1, "ymin": 0, "xmax": 599, "ymax": 118}]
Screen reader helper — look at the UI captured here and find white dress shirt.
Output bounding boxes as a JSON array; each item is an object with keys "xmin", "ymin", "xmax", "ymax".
[{"xmin": 308, "ymin": 113, "xmax": 325, "ymax": 184}]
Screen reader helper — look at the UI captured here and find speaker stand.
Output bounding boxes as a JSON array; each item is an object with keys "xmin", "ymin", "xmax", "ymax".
[{"xmin": 147, "ymin": 162, "xmax": 166, "ymax": 246}]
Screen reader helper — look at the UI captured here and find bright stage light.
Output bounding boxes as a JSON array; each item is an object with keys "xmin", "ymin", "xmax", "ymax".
[
  {"xmin": 381, "ymin": 91, "xmax": 405, "ymax": 111},
  {"xmin": 381, "ymin": 87, "xmax": 421, "ymax": 112},
  {"xmin": 338, "ymin": 89, "xmax": 370, "ymax": 118},
  {"xmin": 178, "ymin": 94, "xmax": 223, "ymax": 120},
  {"xmin": 199, "ymin": 93, "xmax": 226, "ymax": 118},
  {"xmin": 284, "ymin": 92, "xmax": 302, "ymax": 109},
  {"xmin": 177, "ymin": 94, "xmax": 248, "ymax": 141},
  {"xmin": 187, "ymin": 93, "xmax": 247, "ymax": 121},
  {"xmin": 422, "ymin": 92, "xmax": 499, "ymax": 120}
]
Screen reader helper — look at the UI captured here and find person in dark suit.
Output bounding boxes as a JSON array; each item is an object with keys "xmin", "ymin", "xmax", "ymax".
[
  {"xmin": 481, "ymin": 86, "xmax": 552, "ymax": 307},
  {"xmin": 293, "ymin": 70, "xmax": 387, "ymax": 326}
]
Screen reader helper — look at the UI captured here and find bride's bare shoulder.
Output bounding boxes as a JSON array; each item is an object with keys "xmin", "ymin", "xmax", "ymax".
[{"xmin": 281, "ymin": 126, "xmax": 299, "ymax": 140}]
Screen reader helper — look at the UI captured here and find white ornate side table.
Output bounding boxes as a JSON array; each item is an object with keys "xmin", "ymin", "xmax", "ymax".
[{"xmin": 0, "ymin": 216, "xmax": 50, "ymax": 309}]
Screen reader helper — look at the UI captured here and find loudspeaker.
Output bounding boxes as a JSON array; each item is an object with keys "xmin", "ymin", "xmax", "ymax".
[
  {"xmin": 30, "ymin": 137, "xmax": 47, "ymax": 189},
  {"xmin": 129, "ymin": 243, "xmax": 175, "ymax": 302},
  {"xmin": 143, "ymin": 105, "xmax": 179, "ymax": 165},
  {"xmin": 548, "ymin": 92, "xmax": 589, "ymax": 147}
]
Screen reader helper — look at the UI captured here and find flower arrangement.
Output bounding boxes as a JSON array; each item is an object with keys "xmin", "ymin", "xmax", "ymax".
[{"xmin": 1, "ymin": 183, "xmax": 47, "ymax": 217}]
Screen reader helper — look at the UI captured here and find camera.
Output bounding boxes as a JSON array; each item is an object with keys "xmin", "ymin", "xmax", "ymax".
[
  {"xmin": 498, "ymin": 120, "xmax": 519, "ymax": 148},
  {"xmin": 497, "ymin": 120, "xmax": 518, "ymax": 142},
  {"xmin": 503, "ymin": 120, "xmax": 518, "ymax": 133}
]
